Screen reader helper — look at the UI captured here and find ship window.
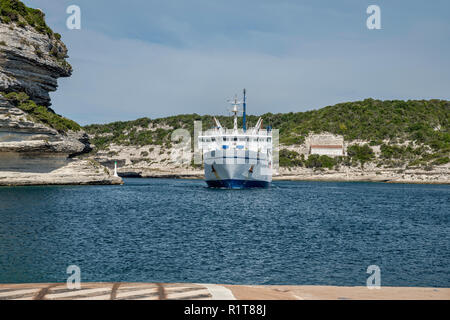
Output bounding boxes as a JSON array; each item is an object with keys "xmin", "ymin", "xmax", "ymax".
[
  {"xmin": 223, "ymin": 137, "xmax": 226, "ymax": 141},
  {"xmin": 211, "ymin": 138, "xmax": 215, "ymax": 142},
  {"xmin": 268, "ymin": 138, "xmax": 271, "ymax": 142},
  {"xmin": 233, "ymin": 137, "xmax": 238, "ymax": 141}
]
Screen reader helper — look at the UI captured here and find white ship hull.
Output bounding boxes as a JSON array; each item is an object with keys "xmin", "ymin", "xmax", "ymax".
[{"xmin": 203, "ymin": 150, "xmax": 272, "ymax": 189}]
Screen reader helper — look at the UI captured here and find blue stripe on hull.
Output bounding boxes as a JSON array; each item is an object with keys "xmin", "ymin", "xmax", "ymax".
[{"xmin": 206, "ymin": 179, "xmax": 270, "ymax": 189}]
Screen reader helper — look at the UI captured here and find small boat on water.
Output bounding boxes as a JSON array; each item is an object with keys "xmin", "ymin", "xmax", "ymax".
[{"xmin": 198, "ymin": 89, "xmax": 273, "ymax": 189}]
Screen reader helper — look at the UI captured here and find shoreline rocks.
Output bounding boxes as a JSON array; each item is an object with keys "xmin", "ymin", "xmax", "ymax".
[
  {"xmin": 274, "ymin": 166, "xmax": 450, "ymax": 184},
  {"xmin": 0, "ymin": 159, "xmax": 123, "ymax": 186},
  {"xmin": 0, "ymin": 95, "xmax": 123, "ymax": 186},
  {"xmin": 108, "ymin": 165, "xmax": 449, "ymax": 185}
]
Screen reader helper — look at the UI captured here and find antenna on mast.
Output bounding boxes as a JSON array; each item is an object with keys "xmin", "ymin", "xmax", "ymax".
[{"xmin": 227, "ymin": 94, "xmax": 242, "ymax": 131}]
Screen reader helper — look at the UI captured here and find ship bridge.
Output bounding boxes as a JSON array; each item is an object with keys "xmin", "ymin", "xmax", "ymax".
[{"xmin": 199, "ymin": 128, "xmax": 272, "ymax": 154}]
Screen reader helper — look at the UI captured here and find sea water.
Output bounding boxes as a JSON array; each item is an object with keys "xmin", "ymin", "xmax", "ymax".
[{"xmin": 0, "ymin": 179, "xmax": 449, "ymax": 287}]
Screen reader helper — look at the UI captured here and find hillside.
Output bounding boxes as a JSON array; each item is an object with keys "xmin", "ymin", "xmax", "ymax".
[
  {"xmin": 84, "ymin": 99, "xmax": 450, "ymax": 170},
  {"xmin": 0, "ymin": 0, "xmax": 54, "ymax": 35},
  {"xmin": 0, "ymin": 0, "xmax": 121, "ymax": 186}
]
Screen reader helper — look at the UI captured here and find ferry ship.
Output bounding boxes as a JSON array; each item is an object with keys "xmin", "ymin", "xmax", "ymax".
[{"xmin": 198, "ymin": 89, "xmax": 273, "ymax": 189}]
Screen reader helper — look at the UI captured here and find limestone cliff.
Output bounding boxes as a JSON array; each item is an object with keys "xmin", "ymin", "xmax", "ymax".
[
  {"xmin": 0, "ymin": 23, "xmax": 71, "ymax": 106},
  {"xmin": 0, "ymin": 96, "xmax": 85, "ymax": 155},
  {"xmin": 0, "ymin": 4, "xmax": 122, "ymax": 186},
  {"xmin": 84, "ymin": 116, "xmax": 449, "ymax": 184}
]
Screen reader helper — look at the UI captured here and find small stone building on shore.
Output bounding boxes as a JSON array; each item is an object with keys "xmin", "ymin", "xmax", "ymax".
[{"xmin": 307, "ymin": 133, "xmax": 345, "ymax": 157}]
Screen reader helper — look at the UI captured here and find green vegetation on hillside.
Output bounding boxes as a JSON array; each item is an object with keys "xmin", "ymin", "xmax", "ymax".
[
  {"xmin": 271, "ymin": 99, "xmax": 449, "ymax": 148},
  {"xmin": 347, "ymin": 144, "xmax": 375, "ymax": 165},
  {"xmin": 279, "ymin": 149, "xmax": 363, "ymax": 169},
  {"xmin": 1, "ymin": 92, "xmax": 81, "ymax": 132},
  {"xmin": 279, "ymin": 149, "xmax": 304, "ymax": 167},
  {"xmin": 0, "ymin": 0, "xmax": 54, "ymax": 36},
  {"xmin": 84, "ymin": 99, "xmax": 450, "ymax": 168},
  {"xmin": 0, "ymin": 0, "xmax": 71, "ymax": 71}
]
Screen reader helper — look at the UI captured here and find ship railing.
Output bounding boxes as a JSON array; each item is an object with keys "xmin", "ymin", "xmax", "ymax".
[
  {"xmin": 198, "ymin": 140, "xmax": 272, "ymax": 153},
  {"xmin": 200, "ymin": 128, "xmax": 272, "ymax": 137}
]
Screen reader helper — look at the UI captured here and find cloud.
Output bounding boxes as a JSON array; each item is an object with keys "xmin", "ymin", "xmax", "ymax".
[
  {"xmin": 21, "ymin": 0, "xmax": 450, "ymax": 125},
  {"xmin": 48, "ymin": 28, "xmax": 449, "ymax": 126}
]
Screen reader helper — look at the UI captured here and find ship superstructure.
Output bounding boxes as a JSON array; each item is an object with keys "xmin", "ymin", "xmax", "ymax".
[{"xmin": 198, "ymin": 89, "xmax": 273, "ymax": 188}]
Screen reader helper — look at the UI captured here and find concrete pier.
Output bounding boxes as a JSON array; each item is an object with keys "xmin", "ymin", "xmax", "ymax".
[{"xmin": 0, "ymin": 283, "xmax": 448, "ymax": 300}]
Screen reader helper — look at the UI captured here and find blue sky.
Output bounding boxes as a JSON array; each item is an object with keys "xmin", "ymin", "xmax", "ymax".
[{"xmin": 23, "ymin": 0, "xmax": 450, "ymax": 125}]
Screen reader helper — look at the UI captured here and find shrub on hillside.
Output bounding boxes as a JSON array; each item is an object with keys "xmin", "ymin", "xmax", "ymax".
[
  {"xmin": 2, "ymin": 91, "xmax": 81, "ymax": 132},
  {"xmin": 347, "ymin": 144, "xmax": 374, "ymax": 165}
]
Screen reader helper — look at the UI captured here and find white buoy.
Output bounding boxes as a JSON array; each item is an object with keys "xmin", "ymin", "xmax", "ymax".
[{"xmin": 114, "ymin": 161, "xmax": 119, "ymax": 177}]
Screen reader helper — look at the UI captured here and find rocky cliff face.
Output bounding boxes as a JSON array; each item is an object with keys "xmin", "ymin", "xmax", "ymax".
[
  {"xmin": 0, "ymin": 23, "xmax": 71, "ymax": 106},
  {"xmin": 0, "ymin": 96, "xmax": 85, "ymax": 155},
  {"xmin": 91, "ymin": 141, "xmax": 203, "ymax": 179},
  {"xmin": 0, "ymin": 16, "xmax": 122, "ymax": 185}
]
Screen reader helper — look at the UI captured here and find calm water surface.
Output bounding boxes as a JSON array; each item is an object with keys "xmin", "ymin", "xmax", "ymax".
[{"xmin": 0, "ymin": 179, "xmax": 449, "ymax": 287}]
